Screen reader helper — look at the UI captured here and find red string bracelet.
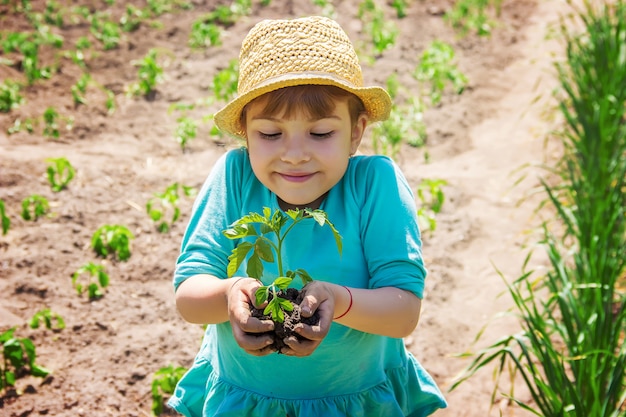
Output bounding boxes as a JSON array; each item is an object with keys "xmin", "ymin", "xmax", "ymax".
[{"xmin": 333, "ymin": 286, "xmax": 353, "ymax": 320}]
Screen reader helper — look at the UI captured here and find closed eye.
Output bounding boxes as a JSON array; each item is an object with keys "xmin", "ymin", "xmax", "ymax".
[
  {"xmin": 258, "ymin": 131, "xmax": 281, "ymax": 140},
  {"xmin": 311, "ymin": 131, "xmax": 334, "ymax": 139}
]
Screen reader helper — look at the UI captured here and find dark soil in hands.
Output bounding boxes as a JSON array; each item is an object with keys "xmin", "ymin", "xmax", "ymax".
[{"xmin": 250, "ymin": 288, "xmax": 320, "ymax": 352}]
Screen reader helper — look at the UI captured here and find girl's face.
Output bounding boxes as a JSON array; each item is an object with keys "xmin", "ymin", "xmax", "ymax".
[{"xmin": 245, "ymin": 97, "xmax": 367, "ymax": 211}]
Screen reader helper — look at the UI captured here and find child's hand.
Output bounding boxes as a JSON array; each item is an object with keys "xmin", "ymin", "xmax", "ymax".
[
  {"xmin": 227, "ymin": 277, "xmax": 276, "ymax": 356},
  {"xmin": 280, "ymin": 281, "xmax": 334, "ymax": 356}
]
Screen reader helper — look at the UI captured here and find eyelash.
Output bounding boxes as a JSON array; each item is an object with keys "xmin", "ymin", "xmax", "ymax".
[{"xmin": 257, "ymin": 131, "xmax": 334, "ymax": 140}]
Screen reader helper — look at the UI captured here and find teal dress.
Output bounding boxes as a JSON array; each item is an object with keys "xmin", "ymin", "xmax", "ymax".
[{"xmin": 169, "ymin": 148, "xmax": 447, "ymax": 416}]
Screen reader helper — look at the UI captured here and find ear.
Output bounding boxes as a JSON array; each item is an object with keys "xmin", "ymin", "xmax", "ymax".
[{"xmin": 350, "ymin": 114, "xmax": 368, "ymax": 155}]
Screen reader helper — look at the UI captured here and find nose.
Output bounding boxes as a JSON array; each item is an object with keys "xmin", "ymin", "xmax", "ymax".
[{"xmin": 280, "ymin": 135, "xmax": 310, "ymax": 164}]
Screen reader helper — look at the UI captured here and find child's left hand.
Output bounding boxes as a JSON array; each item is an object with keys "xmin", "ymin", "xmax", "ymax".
[{"xmin": 280, "ymin": 281, "xmax": 334, "ymax": 356}]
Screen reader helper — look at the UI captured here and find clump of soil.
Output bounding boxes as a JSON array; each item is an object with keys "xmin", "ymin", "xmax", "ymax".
[{"xmin": 250, "ymin": 288, "xmax": 320, "ymax": 352}]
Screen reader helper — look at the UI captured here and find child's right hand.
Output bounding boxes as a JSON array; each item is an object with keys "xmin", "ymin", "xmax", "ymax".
[{"xmin": 227, "ymin": 277, "xmax": 276, "ymax": 356}]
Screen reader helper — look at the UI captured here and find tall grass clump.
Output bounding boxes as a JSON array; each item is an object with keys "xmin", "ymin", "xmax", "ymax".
[{"xmin": 451, "ymin": 1, "xmax": 626, "ymax": 415}]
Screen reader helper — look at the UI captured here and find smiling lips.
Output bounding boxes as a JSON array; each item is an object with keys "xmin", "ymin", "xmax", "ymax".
[{"xmin": 279, "ymin": 172, "xmax": 315, "ymax": 183}]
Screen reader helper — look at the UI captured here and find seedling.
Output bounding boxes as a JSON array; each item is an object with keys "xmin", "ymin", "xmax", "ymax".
[
  {"xmin": 146, "ymin": 183, "xmax": 196, "ymax": 232},
  {"xmin": 1, "ymin": 327, "xmax": 50, "ymax": 392},
  {"xmin": 414, "ymin": 40, "xmax": 468, "ymax": 106},
  {"xmin": 91, "ymin": 224, "xmax": 134, "ymax": 261},
  {"xmin": 391, "ymin": 0, "xmax": 409, "ymax": 18},
  {"xmin": 30, "ymin": 308, "xmax": 65, "ymax": 331},
  {"xmin": 71, "ymin": 73, "xmax": 91, "ymax": 106},
  {"xmin": 357, "ymin": 0, "xmax": 398, "ymax": 59},
  {"xmin": 8, "ymin": 117, "xmax": 36, "ymax": 135},
  {"xmin": 444, "ymin": 0, "xmax": 502, "ymax": 37},
  {"xmin": 174, "ymin": 116, "xmax": 198, "ymax": 151},
  {"xmin": 21, "ymin": 194, "xmax": 49, "ymax": 221},
  {"xmin": 72, "ymin": 262, "xmax": 110, "ymax": 299},
  {"xmin": 0, "ymin": 199, "xmax": 10, "ymax": 235},
  {"xmin": 210, "ymin": 59, "xmax": 238, "ymax": 103},
  {"xmin": 189, "ymin": 18, "xmax": 223, "ymax": 48},
  {"xmin": 416, "ymin": 178, "xmax": 448, "ymax": 232},
  {"xmin": 45, "ymin": 156, "xmax": 75, "ymax": 192},
  {"xmin": 89, "ymin": 12, "xmax": 121, "ymax": 50},
  {"xmin": 223, "ymin": 207, "xmax": 342, "ymax": 326},
  {"xmin": 128, "ymin": 49, "xmax": 164, "ymax": 98},
  {"xmin": 372, "ymin": 96, "xmax": 426, "ymax": 158},
  {"xmin": 0, "ymin": 79, "xmax": 24, "ymax": 112},
  {"xmin": 151, "ymin": 365, "xmax": 186, "ymax": 415},
  {"xmin": 43, "ymin": 106, "xmax": 60, "ymax": 138}
]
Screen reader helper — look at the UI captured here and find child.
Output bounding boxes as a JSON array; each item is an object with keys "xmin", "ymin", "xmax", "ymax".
[{"xmin": 169, "ymin": 15, "xmax": 447, "ymax": 417}]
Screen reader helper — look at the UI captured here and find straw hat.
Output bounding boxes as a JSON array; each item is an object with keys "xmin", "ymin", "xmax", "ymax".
[{"xmin": 213, "ymin": 16, "xmax": 392, "ymax": 139}]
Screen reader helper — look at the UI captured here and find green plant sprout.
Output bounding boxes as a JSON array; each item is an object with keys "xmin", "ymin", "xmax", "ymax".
[
  {"xmin": 372, "ymin": 98, "xmax": 426, "ymax": 158},
  {"xmin": 416, "ymin": 178, "xmax": 448, "ymax": 232},
  {"xmin": 71, "ymin": 73, "xmax": 91, "ymax": 106},
  {"xmin": 128, "ymin": 49, "xmax": 164, "ymax": 98},
  {"xmin": 414, "ymin": 40, "xmax": 468, "ymax": 106},
  {"xmin": 72, "ymin": 262, "xmax": 110, "ymax": 299},
  {"xmin": 91, "ymin": 224, "xmax": 134, "ymax": 261},
  {"xmin": 444, "ymin": 0, "xmax": 502, "ymax": 37},
  {"xmin": 174, "ymin": 116, "xmax": 198, "ymax": 151},
  {"xmin": 21, "ymin": 194, "xmax": 49, "ymax": 221},
  {"xmin": 391, "ymin": 0, "xmax": 409, "ymax": 18},
  {"xmin": 146, "ymin": 182, "xmax": 196, "ymax": 232},
  {"xmin": 42, "ymin": 106, "xmax": 60, "ymax": 138},
  {"xmin": 7, "ymin": 117, "xmax": 36, "ymax": 135},
  {"xmin": 210, "ymin": 59, "xmax": 239, "ymax": 103},
  {"xmin": 0, "ymin": 80, "xmax": 24, "ymax": 112},
  {"xmin": 0, "ymin": 199, "xmax": 10, "ymax": 235},
  {"xmin": 151, "ymin": 365, "xmax": 186, "ymax": 415},
  {"xmin": 89, "ymin": 12, "xmax": 121, "ymax": 50},
  {"xmin": 357, "ymin": 0, "xmax": 399, "ymax": 59},
  {"xmin": 1, "ymin": 327, "xmax": 50, "ymax": 393},
  {"xmin": 45, "ymin": 156, "xmax": 75, "ymax": 192},
  {"xmin": 30, "ymin": 308, "xmax": 65, "ymax": 331},
  {"xmin": 223, "ymin": 207, "xmax": 342, "ymax": 323}
]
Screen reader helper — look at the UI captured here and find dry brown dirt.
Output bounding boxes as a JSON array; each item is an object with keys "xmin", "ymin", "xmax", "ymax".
[{"xmin": 1, "ymin": 0, "xmax": 568, "ymax": 416}]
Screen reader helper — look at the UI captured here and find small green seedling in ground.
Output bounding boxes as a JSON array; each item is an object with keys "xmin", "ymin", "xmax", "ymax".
[
  {"xmin": 128, "ymin": 49, "xmax": 164, "ymax": 98},
  {"xmin": 30, "ymin": 308, "xmax": 65, "ymax": 331},
  {"xmin": 89, "ymin": 12, "xmax": 121, "ymax": 50},
  {"xmin": 174, "ymin": 116, "xmax": 198, "ymax": 151},
  {"xmin": 1, "ymin": 327, "xmax": 50, "ymax": 392},
  {"xmin": 71, "ymin": 73, "xmax": 91, "ymax": 106},
  {"xmin": 414, "ymin": 40, "xmax": 468, "ymax": 106},
  {"xmin": 0, "ymin": 80, "xmax": 24, "ymax": 112},
  {"xmin": 151, "ymin": 365, "xmax": 186, "ymax": 415},
  {"xmin": 91, "ymin": 224, "xmax": 134, "ymax": 261},
  {"xmin": 357, "ymin": 0, "xmax": 398, "ymax": 60},
  {"xmin": 444, "ymin": 0, "xmax": 502, "ymax": 37},
  {"xmin": 223, "ymin": 207, "xmax": 342, "ymax": 324},
  {"xmin": 391, "ymin": 0, "xmax": 409, "ymax": 18},
  {"xmin": 7, "ymin": 117, "xmax": 36, "ymax": 135},
  {"xmin": 312, "ymin": 0, "xmax": 336, "ymax": 18},
  {"xmin": 146, "ymin": 183, "xmax": 196, "ymax": 233},
  {"xmin": 45, "ymin": 157, "xmax": 75, "ymax": 192},
  {"xmin": 189, "ymin": 18, "xmax": 223, "ymax": 48},
  {"xmin": 72, "ymin": 262, "xmax": 110, "ymax": 299},
  {"xmin": 21, "ymin": 194, "xmax": 49, "ymax": 221},
  {"xmin": 416, "ymin": 178, "xmax": 448, "ymax": 232},
  {"xmin": 210, "ymin": 59, "xmax": 239, "ymax": 103},
  {"xmin": 43, "ymin": 106, "xmax": 60, "ymax": 138},
  {"xmin": 0, "ymin": 199, "xmax": 10, "ymax": 235}
]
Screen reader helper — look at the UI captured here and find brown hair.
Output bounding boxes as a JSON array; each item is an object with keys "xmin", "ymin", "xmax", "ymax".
[{"xmin": 239, "ymin": 85, "xmax": 366, "ymax": 134}]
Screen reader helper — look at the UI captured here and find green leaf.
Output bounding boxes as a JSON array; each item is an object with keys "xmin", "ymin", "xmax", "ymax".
[
  {"xmin": 255, "ymin": 286, "xmax": 269, "ymax": 305},
  {"xmin": 223, "ymin": 223, "xmax": 258, "ymax": 239},
  {"xmin": 226, "ymin": 242, "xmax": 253, "ymax": 277},
  {"xmin": 295, "ymin": 269, "xmax": 313, "ymax": 285},
  {"xmin": 254, "ymin": 238, "xmax": 274, "ymax": 263},
  {"xmin": 31, "ymin": 364, "xmax": 50, "ymax": 377},
  {"xmin": 306, "ymin": 208, "xmax": 327, "ymax": 226},
  {"xmin": 273, "ymin": 276, "xmax": 293, "ymax": 290},
  {"xmin": 278, "ymin": 297, "xmax": 294, "ymax": 312},
  {"xmin": 246, "ymin": 252, "xmax": 263, "ymax": 279}
]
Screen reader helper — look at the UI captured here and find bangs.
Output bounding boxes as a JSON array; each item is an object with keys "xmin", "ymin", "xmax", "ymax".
[{"xmin": 240, "ymin": 85, "xmax": 365, "ymax": 130}]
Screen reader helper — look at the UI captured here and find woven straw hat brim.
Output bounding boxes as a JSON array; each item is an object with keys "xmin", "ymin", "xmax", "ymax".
[{"xmin": 214, "ymin": 72, "xmax": 392, "ymax": 139}]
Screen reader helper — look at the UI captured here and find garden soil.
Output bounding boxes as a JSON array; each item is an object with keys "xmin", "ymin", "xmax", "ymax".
[{"xmin": 1, "ymin": 0, "xmax": 570, "ymax": 416}]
